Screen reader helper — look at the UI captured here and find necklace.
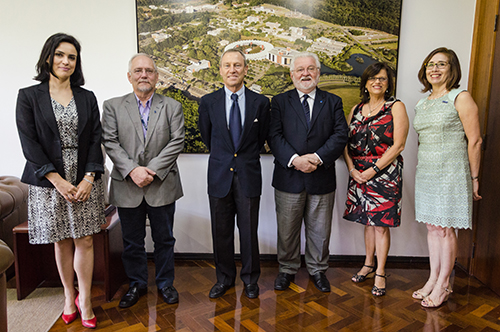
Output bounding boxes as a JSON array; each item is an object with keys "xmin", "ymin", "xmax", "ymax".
[
  {"xmin": 366, "ymin": 100, "xmax": 385, "ymax": 117},
  {"xmin": 421, "ymin": 89, "xmax": 450, "ymax": 111},
  {"xmin": 428, "ymin": 89, "xmax": 448, "ymax": 100}
]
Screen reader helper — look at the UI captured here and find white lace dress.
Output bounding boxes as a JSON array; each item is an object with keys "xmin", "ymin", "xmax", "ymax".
[
  {"xmin": 413, "ymin": 89, "xmax": 472, "ymax": 229},
  {"xmin": 27, "ymin": 97, "xmax": 106, "ymax": 244}
]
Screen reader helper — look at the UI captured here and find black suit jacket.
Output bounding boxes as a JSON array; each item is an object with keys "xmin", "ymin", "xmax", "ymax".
[
  {"xmin": 268, "ymin": 88, "xmax": 348, "ymax": 195},
  {"xmin": 198, "ymin": 87, "xmax": 270, "ymax": 198},
  {"xmin": 16, "ymin": 82, "xmax": 104, "ymax": 188}
]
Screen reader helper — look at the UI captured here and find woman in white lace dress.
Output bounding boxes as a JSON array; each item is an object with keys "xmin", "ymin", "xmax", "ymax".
[
  {"xmin": 412, "ymin": 47, "xmax": 482, "ymax": 308},
  {"xmin": 16, "ymin": 33, "xmax": 105, "ymax": 328}
]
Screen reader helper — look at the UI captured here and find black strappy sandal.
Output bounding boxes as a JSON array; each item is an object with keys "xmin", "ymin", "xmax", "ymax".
[
  {"xmin": 351, "ymin": 265, "xmax": 376, "ymax": 283},
  {"xmin": 372, "ymin": 274, "xmax": 389, "ymax": 296}
]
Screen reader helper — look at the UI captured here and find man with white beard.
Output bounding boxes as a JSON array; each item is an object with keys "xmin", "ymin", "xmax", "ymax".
[{"xmin": 267, "ymin": 52, "xmax": 348, "ymax": 293}]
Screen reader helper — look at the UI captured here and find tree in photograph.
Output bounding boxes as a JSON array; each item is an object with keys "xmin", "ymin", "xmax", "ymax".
[{"xmin": 158, "ymin": 88, "xmax": 208, "ymax": 153}]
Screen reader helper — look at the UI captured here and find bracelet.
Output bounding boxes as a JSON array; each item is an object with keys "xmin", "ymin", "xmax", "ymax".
[
  {"xmin": 372, "ymin": 164, "xmax": 381, "ymax": 173},
  {"xmin": 471, "ymin": 176, "xmax": 479, "ymax": 181},
  {"xmin": 83, "ymin": 178, "xmax": 94, "ymax": 185},
  {"xmin": 85, "ymin": 172, "xmax": 95, "ymax": 177},
  {"xmin": 349, "ymin": 168, "xmax": 355, "ymax": 175}
]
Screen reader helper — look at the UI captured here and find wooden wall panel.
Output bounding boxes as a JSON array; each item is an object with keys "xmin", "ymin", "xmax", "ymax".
[{"xmin": 457, "ymin": 0, "xmax": 500, "ymax": 272}]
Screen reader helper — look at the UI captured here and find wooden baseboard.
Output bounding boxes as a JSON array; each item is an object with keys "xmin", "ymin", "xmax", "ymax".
[{"xmin": 147, "ymin": 253, "xmax": 430, "ymax": 268}]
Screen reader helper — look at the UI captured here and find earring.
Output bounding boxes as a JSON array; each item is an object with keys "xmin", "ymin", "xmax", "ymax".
[{"xmin": 364, "ymin": 88, "xmax": 368, "ymax": 93}]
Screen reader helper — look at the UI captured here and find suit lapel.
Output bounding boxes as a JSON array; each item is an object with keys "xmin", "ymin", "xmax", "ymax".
[
  {"xmin": 238, "ymin": 87, "xmax": 258, "ymax": 150},
  {"xmin": 124, "ymin": 93, "xmax": 145, "ymax": 145},
  {"xmin": 144, "ymin": 93, "xmax": 163, "ymax": 146},
  {"xmin": 212, "ymin": 89, "xmax": 234, "ymax": 151},
  {"xmin": 309, "ymin": 88, "xmax": 326, "ymax": 130},
  {"xmin": 288, "ymin": 89, "xmax": 309, "ymax": 131},
  {"xmin": 36, "ymin": 82, "xmax": 60, "ymax": 136}
]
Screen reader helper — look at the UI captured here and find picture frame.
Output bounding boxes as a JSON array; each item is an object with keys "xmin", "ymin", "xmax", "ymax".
[{"xmin": 136, "ymin": 0, "xmax": 403, "ymax": 153}]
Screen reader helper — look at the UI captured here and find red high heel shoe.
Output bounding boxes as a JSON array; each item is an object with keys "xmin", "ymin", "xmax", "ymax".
[
  {"xmin": 61, "ymin": 291, "xmax": 79, "ymax": 324},
  {"xmin": 61, "ymin": 311, "xmax": 78, "ymax": 325},
  {"xmin": 75, "ymin": 294, "xmax": 97, "ymax": 329}
]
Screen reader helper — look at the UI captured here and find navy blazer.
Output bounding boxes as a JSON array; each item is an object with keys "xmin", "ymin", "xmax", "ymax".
[
  {"xmin": 16, "ymin": 82, "xmax": 104, "ymax": 188},
  {"xmin": 268, "ymin": 88, "xmax": 348, "ymax": 195},
  {"xmin": 198, "ymin": 87, "xmax": 270, "ymax": 198}
]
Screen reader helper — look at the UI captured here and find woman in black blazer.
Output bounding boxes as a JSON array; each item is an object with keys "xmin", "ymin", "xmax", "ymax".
[{"xmin": 16, "ymin": 33, "xmax": 105, "ymax": 329}]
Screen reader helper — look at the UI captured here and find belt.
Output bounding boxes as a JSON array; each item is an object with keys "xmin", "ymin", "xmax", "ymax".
[{"xmin": 351, "ymin": 156, "xmax": 380, "ymax": 160}]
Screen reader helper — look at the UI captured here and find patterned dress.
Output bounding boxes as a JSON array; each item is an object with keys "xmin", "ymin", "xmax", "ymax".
[
  {"xmin": 27, "ymin": 97, "xmax": 106, "ymax": 244},
  {"xmin": 413, "ymin": 89, "xmax": 472, "ymax": 229},
  {"xmin": 344, "ymin": 98, "xmax": 403, "ymax": 227}
]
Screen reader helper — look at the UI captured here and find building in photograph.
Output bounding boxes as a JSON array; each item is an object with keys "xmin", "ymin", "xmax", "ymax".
[
  {"xmin": 187, "ymin": 60, "xmax": 211, "ymax": 73},
  {"xmin": 308, "ymin": 37, "xmax": 347, "ymax": 56},
  {"xmin": 268, "ymin": 47, "xmax": 300, "ymax": 66}
]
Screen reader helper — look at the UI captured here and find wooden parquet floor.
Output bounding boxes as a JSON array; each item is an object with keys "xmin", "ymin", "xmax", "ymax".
[{"xmin": 45, "ymin": 260, "xmax": 500, "ymax": 332}]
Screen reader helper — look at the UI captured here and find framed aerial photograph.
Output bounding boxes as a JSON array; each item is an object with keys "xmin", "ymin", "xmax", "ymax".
[{"xmin": 136, "ymin": 0, "xmax": 403, "ymax": 153}]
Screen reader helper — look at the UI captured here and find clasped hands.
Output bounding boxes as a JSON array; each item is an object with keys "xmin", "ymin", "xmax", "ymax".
[
  {"xmin": 51, "ymin": 175, "xmax": 93, "ymax": 203},
  {"xmin": 292, "ymin": 154, "xmax": 321, "ymax": 173},
  {"xmin": 129, "ymin": 166, "xmax": 156, "ymax": 188},
  {"xmin": 350, "ymin": 167, "xmax": 377, "ymax": 184}
]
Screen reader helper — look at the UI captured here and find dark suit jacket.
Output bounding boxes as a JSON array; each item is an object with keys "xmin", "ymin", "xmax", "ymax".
[
  {"xmin": 198, "ymin": 87, "xmax": 270, "ymax": 198},
  {"xmin": 268, "ymin": 88, "xmax": 348, "ymax": 195},
  {"xmin": 16, "ymin": 82, "xmax": 104, "ymax": 188}
]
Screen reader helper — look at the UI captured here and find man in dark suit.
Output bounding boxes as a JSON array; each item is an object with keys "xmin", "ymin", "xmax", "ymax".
[
  {"xmin": 102, "ymin": 54, "xmax": 184, "ymax": 307},
  {"xmin": 198, "ymin": 49, "xmax": 270, "ymax": 299},
  {"xmin": 268, "ymin": 52, "xmax": 348, "ymax": 292}
]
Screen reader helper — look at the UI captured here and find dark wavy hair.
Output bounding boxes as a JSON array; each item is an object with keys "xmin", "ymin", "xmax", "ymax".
[
  {"xmin": 359, "ymin": 62, "xmax": 395, "ymax": 103},
  {"xmin": 418, "ymin": 47, "xmax": 461, "ymax": 93},
  {"xmin": 34, "ymin": 33, "xmax": 84, "ymax": 86}
]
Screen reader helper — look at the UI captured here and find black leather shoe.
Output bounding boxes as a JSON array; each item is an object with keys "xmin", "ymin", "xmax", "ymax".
[
  {"xmin": 311, "ymin": 272, "xmax": 331, "ymax": 292},
  {"xmin": 158, "ymin": 286, "xmax": 179, "ymax": 304},
  {"xmin": 119, "ymin": 285, "xmax": 148, "ymax": 308},
  {"xmin": 274, "ymin": 272, "xmax": 295, "ymax": 291},
  {"xmin": 209, "ymin": 283, "xmax": 233, "ymax": 298},
  {"xmin": 244, "ymin": 283, "xmax": 259, "ymax": 299}
]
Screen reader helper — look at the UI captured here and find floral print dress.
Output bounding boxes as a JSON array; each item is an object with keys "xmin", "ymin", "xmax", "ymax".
[
  {"xmin": 27, "ymin": 97, "xmax": 106, "ymax": 244},
  {"xmin": 343, "ymin": 98, "xmax": 403, "ymax": 227}
]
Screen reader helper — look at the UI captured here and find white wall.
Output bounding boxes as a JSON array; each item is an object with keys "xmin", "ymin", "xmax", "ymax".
[{"xmin": 0, "ymin": 0, "xmax": 476, "ymax": 256}]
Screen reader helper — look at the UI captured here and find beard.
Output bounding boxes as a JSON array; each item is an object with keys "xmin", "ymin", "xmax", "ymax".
[
  {"xmin": 293, "ymin": 75, "xmax": 319, "ymax": 92},
  {"xmin": 136, "ymin": 81, "xmax": 154, "ymax": 93}
]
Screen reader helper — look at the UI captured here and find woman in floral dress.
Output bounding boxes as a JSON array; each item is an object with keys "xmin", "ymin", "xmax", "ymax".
[
  {"xmin": 16, "ymin": 33, "xmax": 105, "ymax": 328},
  {"xmin": 344, "ymin": 62, "xmax": 409, "ymax": 296}
]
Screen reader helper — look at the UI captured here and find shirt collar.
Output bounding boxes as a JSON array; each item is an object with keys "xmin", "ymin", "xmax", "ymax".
[
  {"xmin": 224, "ymin": 85, "xmax": 245, "ymax": 98},
  {"xmin": 297, "ymin": 88, "xmax": 316, "ymax": 100},
  {"xmin": 134, "ymin": 93, "xmax": 154, "ymax": 108}
]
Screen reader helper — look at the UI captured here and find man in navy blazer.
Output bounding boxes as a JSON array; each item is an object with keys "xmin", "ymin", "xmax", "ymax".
[
  {"xmin": 268, "ymin": 52, "xmax": 348, "ymax": 292},
  {"xmin": 198, "ymin": 49, "xmax": 270, "ymax": 299}
]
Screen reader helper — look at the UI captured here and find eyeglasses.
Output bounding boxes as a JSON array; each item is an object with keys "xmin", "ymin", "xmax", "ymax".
[
  {"xmin": 368, "ymin": 76, "xmax": 388, "ymax": 82},
  {"xmin": 426, "ymin": 61, "xmax": 448, "ymax": 69},
  {"xmin": 293, "ymin": 66, "xmax": 319, "ymax": 74},
  {"xmin": 132, "ymin": 68, "xmax": 156, "ymax": 75}
]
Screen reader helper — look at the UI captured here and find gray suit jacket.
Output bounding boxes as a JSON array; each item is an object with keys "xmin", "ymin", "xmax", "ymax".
[{"xmin": 102, "ymin": 92, "xmax": 184, "ymax": 208}]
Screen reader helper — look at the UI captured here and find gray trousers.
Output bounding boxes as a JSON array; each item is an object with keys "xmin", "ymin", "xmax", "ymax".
[{"xmin": 275, "ymin": 189, "xmax": 335, "ymax": 275}]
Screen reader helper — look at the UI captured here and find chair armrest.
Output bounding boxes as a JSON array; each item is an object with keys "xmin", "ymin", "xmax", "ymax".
[{"xmin": 0, "ymin": 240, "xmax": 14, "ymax": 275}]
